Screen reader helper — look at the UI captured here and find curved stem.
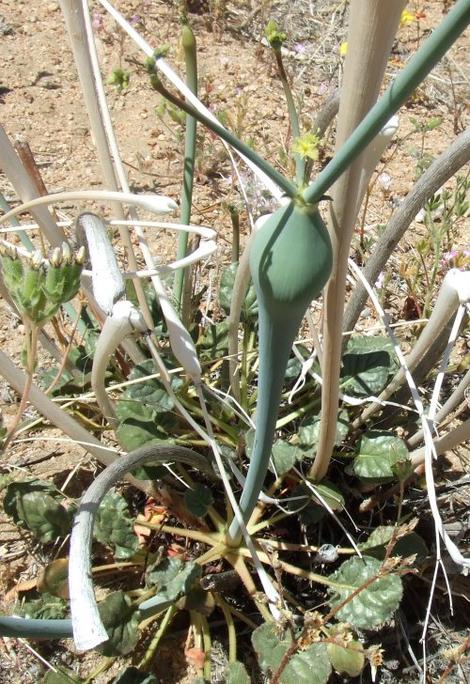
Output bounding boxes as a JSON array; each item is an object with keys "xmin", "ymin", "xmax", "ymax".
[{"xmin": 68, "ymin": 443, "xmax": 213, "ymax": 651}]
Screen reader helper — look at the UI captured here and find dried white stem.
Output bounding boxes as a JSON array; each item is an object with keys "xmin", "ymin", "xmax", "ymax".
[
  {"xmin": 68, "ymin": 444, "xmax": 212, "ymax": 651},
  {"xmin": 91, "ymin": 301, "xmax": 148, "ymax": 428},
  {"xmin": 0, "ymin": 126, "xmax": 64, "ymax": 246},
  {"xmin": 310, "ymin": 0, "xmax": 406, "ymax": 481},
  {"xmin": 354, "ymin": 269, "xmax": 468, "ymax": 428}
]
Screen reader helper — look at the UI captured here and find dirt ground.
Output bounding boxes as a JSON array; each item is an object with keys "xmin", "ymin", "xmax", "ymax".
[{"xmin": 0, "ymin": 1, "xmax": 469, "ymax": 682}]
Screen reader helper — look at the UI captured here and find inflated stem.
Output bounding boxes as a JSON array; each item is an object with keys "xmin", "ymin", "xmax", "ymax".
[
  {"xmin": 343, "ymin": 127, "xmax": 470, "ymax": 333},
  {"xmin": 69, "ymin": 444, "xmax": 212, "ymax": 651},
  {"xmin": 227, "ymin": 201, "xmax": 332, "ymax": 542},
  {"xmin": 174, "ymin": 24, "xmax": 198, "ymax": 314}
]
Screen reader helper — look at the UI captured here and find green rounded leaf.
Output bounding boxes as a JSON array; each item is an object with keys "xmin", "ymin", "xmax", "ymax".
[
  {"xmin": 98, "ymin": 591, "xmax": 139, "ymax": 656},
  {"xmin": 328, "ymin": 556, "xmax": 403, "ymax": 629},
  {"xmin": 327, "ymin": 639, "xmax": 365, "ymax": 677},
  {"xmin": 353, "ymin": 431, "xmax": 410, "ymax": 482},
  {"xmin": 184, "ymin": 483, "xmax": 214, "ymax": 518},
  {"xmin": 361, "ymin": 526, "xmax": 428, "ymax": 563},
  {"xmin": 94, "ymin": 490, "xmax": 140, "ymax": 560},
  {"xmin": 21, "ymin": 593, "xmax": 68, "ymax": 620},
  {"xmin": 252, "ymin": 622, "xmax": 331, "ymax": 684},
  {"xmin": 341, "ymin": 336, "xmax": 397, "ymax": 397},
  {"xmin": 3, "ymin": 480, "xmax": 74, "ymax": 542},
  {"xmin": 299, "ymin": 410, "xmax": 349, "ymax": 450},
  {"xmin": 224, "ymin": 661, "xmax": 250, "ymax": 684},
  {"xmin": 219, "ymin": 263, "xmax": 258, "ymax": 322}
]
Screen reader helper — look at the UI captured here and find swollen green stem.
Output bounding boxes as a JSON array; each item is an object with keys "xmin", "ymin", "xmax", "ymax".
[
  {"xmin": 174, "ymin": 24, "xmax": 198, "ymax": 315},
  {"xmin": 273, "ymin": 48, "xmax": 304, "ymax": 186},
  {"xmin": 227, "ymin": 200, "xmax": 332, "ymax": 543},
  {"xmin": 303, "ymin": 0, "xmax": 470, "ymax": 204}
]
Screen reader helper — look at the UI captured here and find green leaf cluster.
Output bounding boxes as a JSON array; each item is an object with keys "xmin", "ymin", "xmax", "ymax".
[
  {"xmin": 94, "ymin": 489, "xmax": 140, "ymax": 560},
  {"xmin": 3, "ymin": 479, "xmax": 74, "ymax": 542}
]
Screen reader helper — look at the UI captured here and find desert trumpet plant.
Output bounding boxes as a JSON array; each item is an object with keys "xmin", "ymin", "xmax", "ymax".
[{"xmin": 227, "ymin": 200, "xmax": 333, "ymax": 542}]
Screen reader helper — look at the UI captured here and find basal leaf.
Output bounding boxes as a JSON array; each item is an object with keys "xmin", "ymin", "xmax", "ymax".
[
  {"xmin": 123, "ymin": 359, "xmax": 181, "ymax": 411},
  {"xmin": 353, "ymin": 432, "xmax": 410, "ymax": 482},
  {"xmin": 112, "ymin": 668, "xmax": 157, "ymax": 684},
  {"xmin": 21, "ymin": 593, "xmax": 68, "ymax": 620},
  {"xmin": 197, "ymin": 321, "xmax": 229, "ymax": 359},
  {"xmin": 184, "ymin": 483, "xmax": 214, "ymax": 518},
  {"xmin": 224, "ymin": 661, "xmax": 251, "ymax": 684},
  {"xmin": 287, "ymin": 481, "xmax": 344, "ymax": 526},
  {"xmin": 271, "ymin": 440, "xmax": 300, "ymax": 475},
  {"xmin": 361, "ymin": 526, "xmax": 428, "ymax": 563},
  {"xmin": 252, "ymin": 622, "xmax": 331, "ymax": 683},
  {"xmin": 298, "ymin": 410, "xmax": 349, "ymax": 450},
  {"xmin": 94, "ymin": 490, "xmax": 140, "ymax": 560},
  {"xmin": 341, "ymin": 336, "xmax": 397, "ymax": 397},
  {"xmin": 219, "ymin": 263, "xmax": 258, "ymax": 322},
  {"xmin": 116, "ymin": 418, "xmax": 169, "ymax": 451},
  {"xmin": 3, "ymin": 480, "xmax": 74, "ymax": 542},
  {"xmin": 141, "ymin": 558, "xmax": 201, "ymax": 616},
  {"xmin": 115, "ymin": 399, "xmax": 156, "ymax": 423},
  {"xmin": 327, "ymin": 639, "xmax": 365, "ymax": 677},
  {"xmin": 328, "ymin": 556, "xmax": 403, "ymax": 629},
  {"xmin": 98, "ymin": 591, "xmax": 139, "ymax": 656}
]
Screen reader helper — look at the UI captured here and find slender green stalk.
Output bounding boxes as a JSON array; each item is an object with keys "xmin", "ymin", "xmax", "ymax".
[
  {"xmin": 148, "ymin": 70, "xmax": 298, "ymax": 199},
  {"xmin": 273, "ymin": 48, "xmax": 304, "ymax": 185},
  {"xmin": 0, "ymin": 617, "xmax": 72, "ymax": 639},
  {"xmin": 174, "ymin": 24, "xmax": 198, "ymax": 313},
  {"xmin": 216, "ymin": 597, "xmax": 237, "ymax": 662},
  {"xmin": 304, "ymin": 0, "xmax": 470, "ymax": 204},
  {"xmin": 139, "ymin": 605, "xmax": 177, "ymax": 671}
]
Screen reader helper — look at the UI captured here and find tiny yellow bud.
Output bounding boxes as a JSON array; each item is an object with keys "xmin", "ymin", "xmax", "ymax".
[{"xmin": 339, "ymin": 41, "xmax": 348, "ymax": 57}]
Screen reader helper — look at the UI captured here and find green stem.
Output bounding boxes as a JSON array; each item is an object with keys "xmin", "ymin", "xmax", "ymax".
[
  {"xmin": 216, "ymin": 597, "xmax": 237, "ymax": 662},
  {"xmin": 139, "ymin": 605, "xmax": 177, "ymax": 671},
  {"xmin": 0, "ymin": 617, "xmax": 72, "ymax": 639},
  {"xmin": 273, "ymin": 49, "xmax": 304, "ymax": 185},
  {"xmin": 174, "ymin": 25, "xmax": 198, "ymax": 315},
  {"xmin": 149, "ymin": 70, "xmax": 297, "ymax": 199},
  {"xmin": 228, "ymin": 310, "xmax": 296, "ymax": 543},
  {"xmin": 303, "ymin": 0, "xmax": 470, "ymax": 204}
]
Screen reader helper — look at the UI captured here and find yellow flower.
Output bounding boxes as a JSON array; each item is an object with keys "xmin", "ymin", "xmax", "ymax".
[
  {"xmin": 293, "ymin": 132, "xmax": 321, "ymax": 161},
  {"xmin": 339, "ymin": 41, "xmax": 348, "ymax": 57},
  {"xmin": 400, "ymin": 9, "xmax": 415, "ymax": 26}
]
